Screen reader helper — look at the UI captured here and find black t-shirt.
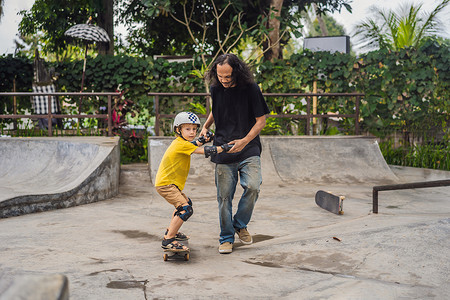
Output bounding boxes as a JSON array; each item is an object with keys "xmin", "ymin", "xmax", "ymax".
[{"xmin": 210, "ymin": 82, "xmax": 269, "ymax": 164}]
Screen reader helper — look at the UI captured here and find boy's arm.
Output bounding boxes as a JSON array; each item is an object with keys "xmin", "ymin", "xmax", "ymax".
[
  {"xmin": 192, "ymin": 144, "xmax": 233, "ymax": 157},
  {"xmin": 192, "ymin": 146, "xmax": 220, "ymax": 155}
]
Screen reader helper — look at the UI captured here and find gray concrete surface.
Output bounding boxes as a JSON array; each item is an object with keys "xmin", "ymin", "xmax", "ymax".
[
  {"xmin": 0, "ymin": 137, "xmax": 120, "ymax": 218},
  {"xmin": 1, "ymin": 274, "xmax": 69, "ymax": 300},
  {"xmin": 0, "ymin": 136, "xmax": 449, "ymax": 299}
]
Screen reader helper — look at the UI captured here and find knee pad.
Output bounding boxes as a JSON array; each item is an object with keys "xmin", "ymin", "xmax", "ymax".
[{"xmin": 175, "ymin": 204, "xmax": 193, "ymax": 221}]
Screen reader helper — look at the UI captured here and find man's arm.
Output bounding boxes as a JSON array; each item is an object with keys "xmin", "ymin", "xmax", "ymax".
[
  {"xmin": 200, "ymin": 112, "xmax": 214, "ymax": 137},
  {"xmin": 193, "ymin": 146, "xmax": 221, "ymax": 155},
  {"xmin": 228, "ymin": 115, "xmax": 266, "ymax": 153}
]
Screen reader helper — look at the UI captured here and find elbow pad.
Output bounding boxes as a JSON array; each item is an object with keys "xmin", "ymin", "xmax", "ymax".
[{"xmin": 204, "ymin": 145, "xmax": 217, "ymax": 158}]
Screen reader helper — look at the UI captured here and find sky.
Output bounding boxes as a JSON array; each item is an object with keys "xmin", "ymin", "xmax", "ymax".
[{"xmin": 0, "ymin": 0, "xmax": 449, "ymax": 55}]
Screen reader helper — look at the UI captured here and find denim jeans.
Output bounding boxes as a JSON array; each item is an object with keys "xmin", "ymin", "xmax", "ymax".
[{"xmin": 215, "ymin": 156, "xmax": 262, "ymax": 244}]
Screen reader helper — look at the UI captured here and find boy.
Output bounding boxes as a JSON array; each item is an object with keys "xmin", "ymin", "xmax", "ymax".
[{"xmin": 155, "ymin": 111, "xmax": 233, "ymax": 251}]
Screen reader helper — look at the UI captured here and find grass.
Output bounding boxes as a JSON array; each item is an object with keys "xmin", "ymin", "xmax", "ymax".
[{"xmin": 380, "ymin": 140, "xmax": 450, "ymax": 171}]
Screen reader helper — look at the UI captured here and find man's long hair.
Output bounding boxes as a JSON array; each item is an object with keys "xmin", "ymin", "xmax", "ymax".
[{"xmin": 205, "ymin": 53, "xmax": 255, "ymax": 88}]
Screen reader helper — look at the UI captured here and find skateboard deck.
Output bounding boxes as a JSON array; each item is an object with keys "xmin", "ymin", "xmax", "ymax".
[
  {"xmin": 163, "ymin": 241, "xmax": 190, "ymax": 261},
  {"xmin": 315, "ymin": 190, "xmax": 344, "ymax": 215}
]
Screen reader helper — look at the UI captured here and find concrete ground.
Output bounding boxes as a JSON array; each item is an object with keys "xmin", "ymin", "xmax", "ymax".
[{"xmin": 1, "ymin": 160, "xmax": 449, "ymax": 299}]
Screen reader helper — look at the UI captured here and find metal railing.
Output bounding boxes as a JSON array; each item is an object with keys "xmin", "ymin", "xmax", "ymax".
[
  {"xmin": 148, "ymin": 92, "xmax": 364, "ymax": 136},
  {"xmin": 372, "ymin": 179, "xmax": 450, "ymax": 213},
  {"xmin": 0, "ymin": 92, "xmax": 121, "ymax": 137}
]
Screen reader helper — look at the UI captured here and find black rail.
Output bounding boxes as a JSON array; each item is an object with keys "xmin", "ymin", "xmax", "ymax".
[
  {"xmin": 0, "ymin": 92, "xmax": 120, "ymax": 137},
  {"xmin": 372, "ymin": 179, "xmax": 450, "ymax": 213}
]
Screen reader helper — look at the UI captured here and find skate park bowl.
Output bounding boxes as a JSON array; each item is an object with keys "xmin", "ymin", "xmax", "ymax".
[
  {"xmin": 148, "ymin": 136, "xmax": 399, "ymax": 186},
  {"xmin": 0, "ymin": 136, "xmax": 120, "ymax": 218},
  {"xmin": 1, "ymin": 135, "xmax": 449, "ymax": 299}
]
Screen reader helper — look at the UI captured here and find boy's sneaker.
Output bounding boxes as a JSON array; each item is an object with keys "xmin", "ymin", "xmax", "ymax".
[
  {"xmin": 218, "ymin": 242, "xmax": 233, "ymax": 254},
  {"xmin": 235, "ymin": 228, "xmax": 252, "ymax": 245},
  {"xmin": 164, "ymin": 230, "xmax": 189, "ymax": 241}
]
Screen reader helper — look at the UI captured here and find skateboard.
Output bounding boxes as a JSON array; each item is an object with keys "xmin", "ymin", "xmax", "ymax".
[
  {"xmin": 315, "ymin": 190, "xmax": 344, "ymax": 215},
  {"xmin": 163, "ymin": 249, "xmax": 190, "ymax": 261},
  {"xmin": 163, "ymin": 240, "xmax": 190, "ymax": 261}
]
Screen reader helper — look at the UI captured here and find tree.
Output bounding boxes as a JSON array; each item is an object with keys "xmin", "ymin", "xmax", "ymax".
[
  {"xmin": 97, "ymin": 0, "xmax": 114, "ymax": 55},
  {"xmin": 313, "ymin": 3, "xmax": 328, "ymax": 36},
  {"xmin": 260, "ymin": 0, "xmax": 352, "ymax": 61},
  {"xmin": 353, "ymin": 0, "xmax": 450, "ymax": 51},
  {"xmin": 119, "ymin": 0, "xmax": 248, "ymax": 57},
  {"xmin": 265, "ymin": 0, "xmax": 285, "ymax": 60},
  {"xmin": 119, "ymin": 0, "xmax": 352, "ymax": 60},
  {"xmin": 18, "ymin": 0, "xmax": 114, "ymax": 58},
  {"xmin": 310, "ymin": 14, "xmax": 346, "ymax": 37}
]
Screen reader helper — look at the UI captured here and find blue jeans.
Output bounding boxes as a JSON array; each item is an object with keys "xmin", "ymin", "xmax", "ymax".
[{"xmin": 215, "ymin": 156, "xmax": 262, "ymax": 244}]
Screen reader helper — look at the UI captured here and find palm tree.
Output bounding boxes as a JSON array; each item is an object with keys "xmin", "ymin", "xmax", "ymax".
[{"xmin": 353, "ymin": 0, "xmax": 449, "ymax": 51}]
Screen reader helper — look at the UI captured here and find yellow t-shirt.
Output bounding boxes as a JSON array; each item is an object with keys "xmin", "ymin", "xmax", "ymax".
[{"xmin": 155, "ymin": 137, "xmax": 198, "ymax": 190}]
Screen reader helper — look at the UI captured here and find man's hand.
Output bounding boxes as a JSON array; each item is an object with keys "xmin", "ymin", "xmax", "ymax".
[
  {"xmin": 227, "ymin": 138, "xmax": 248, "ymax": 153},
  {"xmin": 225, "ymin": 115, "xmax": 266, "ymax": 153},
  {"xmin": 199, "ymin": 127, "xmax": 209, "ymax": 139}
]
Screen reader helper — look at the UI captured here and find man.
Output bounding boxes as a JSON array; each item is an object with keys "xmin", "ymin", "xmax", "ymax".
[{"xmin": 200, "ymin": 53, "xmax": 270, "ymax": 254}]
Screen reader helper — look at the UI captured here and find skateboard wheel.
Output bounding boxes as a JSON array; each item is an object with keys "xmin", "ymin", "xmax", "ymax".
[
  {"xmin": 163, "ymin": 254, "xmax": 168, "ymax": 261},
  {"xmin": 184, "ymin": 253, "xmax": 190, "ymax": 261}
]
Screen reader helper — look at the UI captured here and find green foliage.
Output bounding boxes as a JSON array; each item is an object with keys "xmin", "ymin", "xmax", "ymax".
[
  {"xmin": 0, "ymin": 54, "xmax": 33, "ymax": 115},
  {"xmin": 1, "ymin": 38, "xmax": 448, "ymax": 166},
  {"xmin": 189, "ymin": 102, "xmax": 207, "ymax": 115},
  {"xmin": 380, "ymin": 140, "xmax": 450, "ymax": 171},
  {"xmin": 18, "ymin": 0, "xmax": 103, "ymax": 55},
  {"xmin": 118, "ymin": 129, "xmax": 148, "ymax": 164},
  {"xmin": 119, "ymin": 0, "xmax": 351, "ymax": 58},
  {"xmin": 53, "ymin": 55, "xmax": 205, "ymax": 127},
  {"xmin": 356, "ymin": 38, "xmax": 449, "ymax": 140},
  {"xmin": 257, "ymin": 49, "xmax": 357, "ymax": 134},
  {"xmin": 353, "ymin": 0, "xmax": 450, "ymax": 51}
]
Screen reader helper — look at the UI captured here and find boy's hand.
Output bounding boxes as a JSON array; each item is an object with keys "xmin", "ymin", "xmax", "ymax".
[{"xmin": 220, "ymin": 144, "xmax": 233, "ymax": 152}]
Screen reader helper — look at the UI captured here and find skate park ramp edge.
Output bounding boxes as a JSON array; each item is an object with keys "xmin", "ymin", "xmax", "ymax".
[
  {"xmin": 147, "ymin": 136, "xmax": 398, "ymax": 185},
  {"xmin": 0, "ymin": 136, "xmax": 120, "ymax": 218}
]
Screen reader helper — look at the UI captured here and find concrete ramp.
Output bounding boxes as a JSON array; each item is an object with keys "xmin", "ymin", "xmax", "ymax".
[
  {"xmin": 263, "ymin": 136, "xmax": 398, "ymax": 184},
  {"xmin": 0, "ymin": 137, "xmax": 120, "ymax": 218},
  {"xmin": 148, "ymin": 136, "xmax": 397, "ymax": 185}
]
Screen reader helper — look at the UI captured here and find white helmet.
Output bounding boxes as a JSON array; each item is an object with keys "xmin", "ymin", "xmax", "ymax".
[{"xmin": 173, "ymin": 112, "xmax": 201, "ymax": 131}]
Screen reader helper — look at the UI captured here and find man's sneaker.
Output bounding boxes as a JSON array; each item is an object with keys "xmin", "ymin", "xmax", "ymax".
[
  {"xmin": 218, "ymin": 242, "xmax": 233, "ymax": 254},
  {"xmin": 235, "ymin": 228, "xmax": 253, "ymax": 245}
]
